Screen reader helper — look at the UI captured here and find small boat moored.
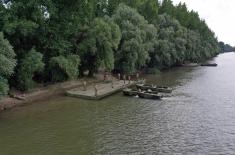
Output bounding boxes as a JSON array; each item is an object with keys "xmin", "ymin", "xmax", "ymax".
[
  {"xmin": 136, "ymin": 84, "xmax": 173, "ymax": 93},
  {"xmin": 137, "ymin": 92, "xmax": 162, "ymax": 100},
  {"xmin": 201, "ymin": 63, "xmax": 218, "ymax": 67},
  {"xmin": 123, "ymin": 88, "xmax": 138, "ymax": 96},
  {"xmin": 155, "ymin": 86, "xmax": 173, "ymax": 93}
]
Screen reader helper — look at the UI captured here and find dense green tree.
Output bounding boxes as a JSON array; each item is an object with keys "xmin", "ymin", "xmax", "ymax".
[
  {"xmin": 0, "ymin": 0, "xmax": 222, "ymax": 97},
  {"xmin": 159, "ymin": 0, "xmax": 175, "ymax": 15},
  {"xmin": 2, "ymin": 0, "xmax": 47, "ymax": 58},
  {"xmin": 49, "ymin": 55, "xmax": 80, "ymax": 82},
  {"xmin": 0, "ymin": 32, "xmax": 16, "ymax": 77},
  {"xmin": 219, "ymin": 41, "xmax": 235, "ymax": 53},
  {"xmin": 0, "ymin": 77, "xmax": 9, "ymax": 98},
  {"xmin": 17, "ymin": 48, "xmax": 44, "ymax": 91},
  {"xmin": 185, "ymin": 30, "xmax": 201, "ymax": 61},
  {"xmin": 0, "ymin": 2, "xmax": 7, "ymax": 31},
  {"xmin": 107, "ymin": 0, "xmax": 144, "ymax": 16},
  {"xmin": 78, "ymin": 17, "xmax": 121, "ymax": 76},
  {"xmin": 0, "ymin": 32, "xmax": 16, "ymax": 97},
  {"xmin": 138, "ymin": 0, "xmax": 158, "ymax": 23},
  {"xmin": 112, "ymin": 4, "xmax": 157, "ymax": 73},
  {"xmin": 148, "ymin": 14, "xmax": 187, "ymax": 68}
]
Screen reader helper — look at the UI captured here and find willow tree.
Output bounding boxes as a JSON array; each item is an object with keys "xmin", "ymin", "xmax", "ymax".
[
  {"xmin": 0, "ymin": 32, "xmax": 16, "ymax": 98},
  {"xmin": 49, "ymin": 54, "xmax": 80, "ymax": 82},
  {"xmin": 185, "ymin": 30, "xmax": 201, "ymax": 62},
  {"xmin": 112, "ymin": 4, "xmax": 157, "ymax": 74},
  {"xmin": 17, "ymin": 48, "xmax": 44, "ymax": 91},
  {"xmin": 138, "ymin": 0, "xmax": 159, "ymax": 23},
  {"xmin": 148, "ymin": 14, "xmax": 187, "ymax": 68},
  {"xmin": 78, "ymin": 17, "xmax": 121, "ymax": 76}
]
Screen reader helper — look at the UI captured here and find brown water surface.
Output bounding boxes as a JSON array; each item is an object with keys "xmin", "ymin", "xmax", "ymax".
[{"xmin": 0, "ymin": 53, "xmax": 235, "ymax": 154}]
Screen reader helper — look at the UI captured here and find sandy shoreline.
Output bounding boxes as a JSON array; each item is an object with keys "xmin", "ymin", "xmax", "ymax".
[{"xmin": 0, "ymin": 78, "xmax": 100, "ymax": 112}]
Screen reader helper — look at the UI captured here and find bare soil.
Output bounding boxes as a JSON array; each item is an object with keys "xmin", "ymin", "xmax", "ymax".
[{"xmin": 0, "ymin": 77, "xmax": 101, "ymax": 112}]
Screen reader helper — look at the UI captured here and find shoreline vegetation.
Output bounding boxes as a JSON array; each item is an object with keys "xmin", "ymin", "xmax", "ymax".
[
  {"xmin": 219, "ymin": 41, "xmax": 235, "ymax": 53},
  {"xmin": 0, "ymin": 0, "xmax": 225, "ymax": 110}
]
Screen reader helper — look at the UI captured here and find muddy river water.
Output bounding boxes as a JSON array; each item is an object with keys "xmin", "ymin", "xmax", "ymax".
[{"xmin": 0, "ymin": 53, "xmax": 235, "ymax": 154}]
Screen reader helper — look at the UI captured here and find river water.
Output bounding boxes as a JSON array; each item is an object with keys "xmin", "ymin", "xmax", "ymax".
[{"xmin": 0, "ymin": 53, "xmax": 235, "ymax": 155}]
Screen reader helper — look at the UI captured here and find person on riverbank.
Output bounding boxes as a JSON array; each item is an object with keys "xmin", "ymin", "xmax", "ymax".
[
  {"xmin": 136, "ymin": 73, "xmax": 139, "ymax": 80},
  {"xmin": 128, "ymin": 76, "xmax": 131, "ymax": 84},
  {"xmin": 111, "ymin": 77, "xmax": 114, "ymax": 88},
  {"xmin": 94, "ymin": 85, "xmax": 98, "ymax": 96},
  {"xmin": 104, "ymin": 73, "xmax": 107, "ymax": 81},
  {"xmin": 123, "ymin": 75, "xmax": 126, "ymax": 84},
  {"xmin": 83, "ymin": 81, "xmax": 87, "ymax": 91},
  {"xmin": 118, "ymin": 73, "xmax": 121, "ymax": 80}
]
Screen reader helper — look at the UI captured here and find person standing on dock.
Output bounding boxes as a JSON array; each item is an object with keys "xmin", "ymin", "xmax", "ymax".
[
  {"xmin": 83, "ymin": 81, "xmax": 87, "ymax": 91},
  {"xmin": 128, "ymin": 75, "xmax": 131, "ymax": 84},
  {"xmin": 123, "ymin": 75, "xmax": 126, "ymax": 84},
  {"xmin": 111, "ymin": 76, "xmax": 114, "ymax": 88},
  {"xmin": 136, "ymin": 73, "xmax": 139, "ymax": 81},
  {"xmin": 104, "ymin": 72, "xmax": 107, "ymax": 81},
  {"xmin": 94, "ymin": 84, "xmax": 98, "ymax": 96},
  {"xmin": 118, "ymin": 73, "xmax": 121, "ymax": 80}
]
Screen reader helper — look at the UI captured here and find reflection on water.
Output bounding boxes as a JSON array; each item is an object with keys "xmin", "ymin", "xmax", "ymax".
[{"xmin": 1, "ymin": 53, "xmax": 235, "ymax": 154}]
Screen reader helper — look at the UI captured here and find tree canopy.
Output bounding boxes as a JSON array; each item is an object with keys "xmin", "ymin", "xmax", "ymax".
[
  {"xmin": 0, "ymin": 0, "xmax": 222, "ymax": 97},
  {"xmin": 0, "ymin": 32, "xmax": 16, "ymax": 97}
]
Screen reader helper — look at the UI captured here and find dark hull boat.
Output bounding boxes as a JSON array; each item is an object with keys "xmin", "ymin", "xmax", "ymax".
[
  {"xmin": 201, "ymin": 63, "xmax": 217, "ymax": 67},
  {"xmin": 123, "ymin": 88, "xmax": 138, "ymax": 96},
  {"xmin": 137, "ymin": 92, "xmax": 162, "ymax": 100},
  {"xmin": 156, "ymin": 86, "xmax": 172, "ymax": 93},
  {"xmin": 136, "ymin": 84, "xmax": 173, "ymax": 93}
]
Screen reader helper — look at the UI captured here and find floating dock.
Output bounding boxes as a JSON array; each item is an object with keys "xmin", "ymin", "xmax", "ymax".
[{"xmin": 66, "ymin": 80, "xmax": 137, "ymax": 100}]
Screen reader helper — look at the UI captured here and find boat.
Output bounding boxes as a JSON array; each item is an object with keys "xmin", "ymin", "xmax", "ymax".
[
  {"xmin": 182, "ymin": 63, "xmax": 199, "ymax": 67},
  {"xmin": 136, "ymin": 79, "xmax": 146, "ymax": 84},
  {"xmin": 201, "ymin": 63, "xmax": 218, "ymax": 67},
  {"xmin": 136, "ymin": 84, "xmax": 173, "ymax": 93},
  {"xmin": 123, "ymin": 88, "xmax": 138, "ymax": 96},
  {"xmin": 155, "ymin": 86, "xmax": 173, "ymax": 93},
  {"xmin": 136, "ymin": 84, "xmax": 155, "ymax": 90},
  {"xmin": 145, "ymin": 89, "xmax": 159, "ymax": 94},
  {"xmin": 137, "ymin": 92, "xmax": 162, "ymax": 100}
]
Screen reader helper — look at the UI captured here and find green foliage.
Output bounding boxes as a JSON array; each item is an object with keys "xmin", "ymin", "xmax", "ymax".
[
  {"xmin": 148, "ymin": 14, "xmax": 187, "ymax": 68},
  {"xmin": 2, "ymin": 0, "xmax": 45, "ymax": 59},
  {"xmin": 0, "ymin": 77, "xmax": 9, "ymax": 99},
  {"xmin": 79, "ymin": 17, "xmax": 121, "ymax": 75},
  {"xmin": 0, "ymin": 32, "xmax": 16, "ymax": 98},
  {"xmin": 17, "ymin": 48, "xmax": 44, "ymax": 91},
  {"xmin": 0, "ymin": 32, "xmax": 16, "ymax": 77},
  {"xmin": 49, "ymin": 55, "xmax": 80, "ymax": 82},
  {"xmin": 159, "ymin": 0, "xmax": 175, "ymax": 15},
  {"xmin": 158, "ymin": 0, "xmax": 220, "ymax": 60},
  {"xmin": 112, "ymin": 4, "xmax": 157, "ymax": 74},
  {"xmin": 138, "ymin": 0, "xmax": 158, "ymax": 23},
  {"xmin": 0, "ymin": 0, "xmax": 221, "ymax": 93},
  {"xmin": 219, "ymin": 41, "xmax": 235, "ymax": 53}
]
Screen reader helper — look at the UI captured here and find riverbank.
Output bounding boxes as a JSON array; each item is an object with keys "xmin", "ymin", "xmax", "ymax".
[{"xmin": 0, "ymin": 77, "xmax": 101, "ymax": 112}]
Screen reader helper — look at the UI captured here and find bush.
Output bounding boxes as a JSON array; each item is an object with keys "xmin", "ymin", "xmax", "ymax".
[
  {"xmin": 0, "ymin": 77, "xmax": 9, "ymax": 99},
  {"xmin": 17, "ymin": 48, "xmax": 44, "ymax": 91},
  {"xmin": 49, "ymin": 55, "xmax": 80, "ymax": 82},
  {"xmin": 0, "ymin": 32, "xmax": 16, "ymax": 97}
]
